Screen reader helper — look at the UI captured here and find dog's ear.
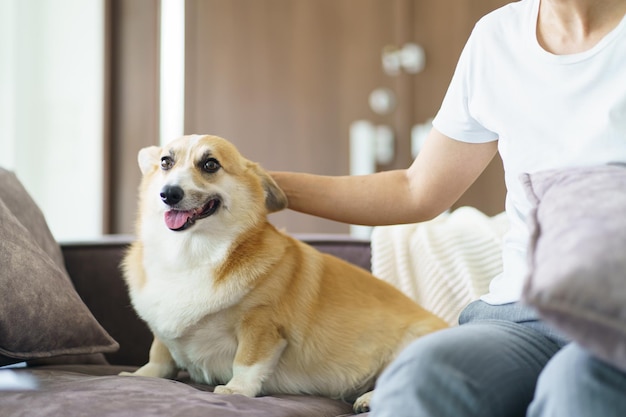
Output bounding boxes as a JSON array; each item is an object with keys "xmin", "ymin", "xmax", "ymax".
[
  {"xmin": 263, "ymin": 175, "xmax": 288, "ymax": 213},
  {"xmin": 252, "ymin": 164, "xmax": 288, "ymax": 213},
  {"xmin": 137, "ymin": 146, "xmax": 162, "ymax": 175}
]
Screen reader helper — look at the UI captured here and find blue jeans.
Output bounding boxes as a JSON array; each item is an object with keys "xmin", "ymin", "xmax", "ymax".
[{"xmin": 370, "ymin": 300, "xmax": 626, "ymax": 417}]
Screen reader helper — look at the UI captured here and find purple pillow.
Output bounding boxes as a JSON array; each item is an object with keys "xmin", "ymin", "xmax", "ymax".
[{"xmin": 521, "ymin": 164, "xmax": 626, "ymax": 371}]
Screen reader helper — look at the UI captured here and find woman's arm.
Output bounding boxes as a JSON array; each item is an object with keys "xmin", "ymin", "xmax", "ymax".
[{"xmin": 271, "ymin": 128, "xmax": 498, "ymax": 226}]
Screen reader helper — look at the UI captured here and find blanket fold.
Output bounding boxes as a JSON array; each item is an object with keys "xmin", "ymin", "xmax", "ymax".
[{"xmin": 371, "ymin": 207, "xmax": 508, "ymax": 326}]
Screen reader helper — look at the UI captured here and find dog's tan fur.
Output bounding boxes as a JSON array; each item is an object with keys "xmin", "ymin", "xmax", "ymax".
[{"xmin": 121, "ymin": 134, "xmax": 447, "ymax": 412}]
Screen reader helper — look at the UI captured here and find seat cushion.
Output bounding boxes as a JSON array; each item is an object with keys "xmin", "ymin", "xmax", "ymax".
[{"xmin": 0, "ymin": 365, "xmax": 357, "ymax": 417}]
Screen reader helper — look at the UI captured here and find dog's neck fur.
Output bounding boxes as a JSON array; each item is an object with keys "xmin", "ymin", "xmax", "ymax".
[{"xmin": 139, "ymin": 211, "xmax": 255, "ymax": 267}]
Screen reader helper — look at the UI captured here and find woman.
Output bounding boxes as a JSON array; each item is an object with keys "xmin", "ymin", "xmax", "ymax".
[{"xmin": 271, "ymin": 0, "xmax": 626, "ymax": 415}]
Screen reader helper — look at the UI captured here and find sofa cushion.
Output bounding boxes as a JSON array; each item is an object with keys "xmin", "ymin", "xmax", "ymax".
[
  {"xmin": 0, "ymin": 365, "xmax": 356, "ymax": 417},
  {"xmin": 0, "ymin": 168, "xmax": 118, "ymax": 366},
  {"xmin": 521, "ymin": 164, "xmax": 626, "ymax": 371}
]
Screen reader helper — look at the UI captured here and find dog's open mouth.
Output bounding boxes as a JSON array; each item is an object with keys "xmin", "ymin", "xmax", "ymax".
[{"xmin": 164, "ymin": 198, "xmax": 221, "ymax": 231}]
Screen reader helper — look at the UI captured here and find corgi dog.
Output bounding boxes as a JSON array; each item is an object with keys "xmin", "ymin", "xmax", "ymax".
[{"xmin": 121, "ymin": 134, "xmax": 448, "ymax": 413}]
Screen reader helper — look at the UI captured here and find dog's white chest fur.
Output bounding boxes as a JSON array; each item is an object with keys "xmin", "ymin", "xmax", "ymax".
[
  {"xmin": 132, "ymin": 273, "xmax": 216, "ymax": 338},
  {"xmin": 167, "ymin": 315, "xmax": 238, "ymax": 385},
  {"xmin": 130, "ymin": 241, "xmax": 244, "ymax": 385},
  {"xmin": 136, "ymin": 283, "xmax": 238, "ymax": 385},
  {"xmin": 131, "ymin": 235, "xmax": 244, "ymax": 339}
]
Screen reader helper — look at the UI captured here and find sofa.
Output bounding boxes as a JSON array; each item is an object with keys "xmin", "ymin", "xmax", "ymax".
[
  {"xmin": 4, "ymin": 162, "xmax": 626, "ymax": 417},
  {"xmin": 2, "ymin": 236, "xmax": 373, "ymax": 417},
  {"xmin": 0, "ymin": 166, "xmax": 374, "ymax": 416}
]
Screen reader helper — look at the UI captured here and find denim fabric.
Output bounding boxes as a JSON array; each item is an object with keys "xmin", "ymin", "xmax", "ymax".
[
  {"xmin": 370, "ymin": 301, "xmax": 626, "ymax": 417},
  {"xmin": 528, "ymin": 344, "xmax": 626, "ymax": 417},
  {"xmin": 458, "ymin": 299, "xmax": 570, "ymax": 348}
]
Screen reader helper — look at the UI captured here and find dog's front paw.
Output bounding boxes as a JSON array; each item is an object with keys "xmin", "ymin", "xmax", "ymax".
[
  {"xmin": 353, "ymin": 391, "xmax": 373, "ymax": 414},
  {"xmin": 213, "ymin": 385, "xmax": 236, "ymax": 395},
  {"xmin": 118, "ymin": 363, "xmax": 177, "ymax": 379},
  {"xmin": 214, "ymin": 384, "xmax": 256, "ymax": 397}
]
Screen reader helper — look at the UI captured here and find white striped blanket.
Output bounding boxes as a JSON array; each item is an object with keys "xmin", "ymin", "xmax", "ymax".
[{"xmin": 371, "ymin": 207, "xmax": 509, "ymax": 326}]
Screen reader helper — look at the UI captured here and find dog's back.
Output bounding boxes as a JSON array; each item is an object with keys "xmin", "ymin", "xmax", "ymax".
[{"xmin": 251, "ymin": 230, "xmax": 448, "ymax": 400}]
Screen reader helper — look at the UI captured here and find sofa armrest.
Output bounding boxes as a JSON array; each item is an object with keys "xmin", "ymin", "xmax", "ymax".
[
  {"xmin": 61, "ymin": 234, "xmax": 371, "ymax": 366},
  {"xmin": 60, "ymin": 235, "xmax": 150, "ymax": 366}
]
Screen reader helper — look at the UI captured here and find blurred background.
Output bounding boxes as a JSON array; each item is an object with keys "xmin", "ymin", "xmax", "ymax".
[{"xmin": 0, "ymin": 0, "xmax": 508, "ymax": 241}]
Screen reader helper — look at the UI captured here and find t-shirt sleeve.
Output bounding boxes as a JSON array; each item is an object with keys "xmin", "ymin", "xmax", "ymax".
[{"xmin": 432, "ymin": 28, "xmax": 499, "ymax": 144}]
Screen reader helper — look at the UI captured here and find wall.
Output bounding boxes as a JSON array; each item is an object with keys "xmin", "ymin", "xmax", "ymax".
[
  {"xmin": 183, "ymin": 0, "xmax": 509, "ymax": 234},
  {"xmin": 0, "ymin": 1, "xmax": 510, "ymax": 237},
  {"xmin": 0, "ymin": 0, "xmax": 104, "ymax": 241},
  {"xmin": 105, "ymin": 0, "xmax": 160, "ymax": 235}
]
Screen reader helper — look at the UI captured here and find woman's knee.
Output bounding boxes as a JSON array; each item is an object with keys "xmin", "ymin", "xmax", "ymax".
[
  {"xmin": 529, "ymin": 343, "xmax": 626, "ymax": 417},
  {"xmin": 370, "ymin": 322, "xmax": 551, "ymax": 417},
  {"xmin": 375, "ymin": 329, "xmax": 457, "ymax": 386},
  {"xmin": 371, "ymin": 329, "xmax": 474, "ymax": 417}
]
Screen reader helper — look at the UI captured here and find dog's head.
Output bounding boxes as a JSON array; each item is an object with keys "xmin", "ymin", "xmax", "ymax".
[{"xmin": 136, "ymin": 134, "xmax": 287, "ymax": 233}]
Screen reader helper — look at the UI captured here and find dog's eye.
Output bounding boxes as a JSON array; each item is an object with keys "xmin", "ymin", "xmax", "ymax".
[
  {"xmin": 160, "ymin": 156, "xmax": 174, "ymax": 170},
  {"xmin": 203, "ymin": 158, "xmax": 221, "ymax": 173}
]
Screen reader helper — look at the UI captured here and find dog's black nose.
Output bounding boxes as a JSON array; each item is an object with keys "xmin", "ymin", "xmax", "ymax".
[{"xmin": 160, "ymin": 185, "xmax": 184, "ymax": 206}]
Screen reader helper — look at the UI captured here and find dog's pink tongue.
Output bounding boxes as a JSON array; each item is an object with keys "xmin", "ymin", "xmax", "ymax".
[{"xmin": 164, "ymin": 210, "xmax": 192, "ymax": 230}]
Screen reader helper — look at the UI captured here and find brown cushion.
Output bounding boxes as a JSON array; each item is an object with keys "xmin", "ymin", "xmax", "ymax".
[
  {"xmin": 521, "ymin": 164, "xmax": 626, "ymax": 371},
  {"xmin": 0, "ymin": 168, "xmax": 118, "ymax": 366}
]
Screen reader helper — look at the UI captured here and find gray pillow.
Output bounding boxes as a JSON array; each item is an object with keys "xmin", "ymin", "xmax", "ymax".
[
  {"xmin": 0, "ymin": 169, "xmax": 65, "ymax": 268},
  {"xmin": 0, "ymin": 168, "xmax": 118, "ymax": 366},
  {"xmin": 521, "ymin": 164, "xmax": 626, "ymax": 371}
]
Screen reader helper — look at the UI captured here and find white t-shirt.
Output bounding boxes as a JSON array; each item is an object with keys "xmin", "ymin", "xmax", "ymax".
[{"xmin": 432, "ymin": 0, "xmax": 626, "ymax": 305}]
